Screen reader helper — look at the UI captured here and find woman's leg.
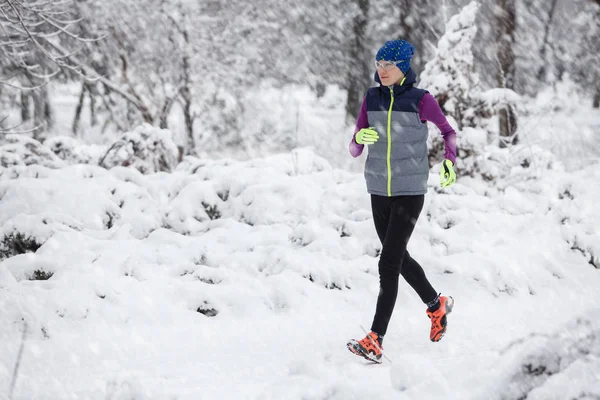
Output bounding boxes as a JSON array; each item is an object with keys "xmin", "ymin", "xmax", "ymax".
[
  {"xmin": 370, "ymin": 195, "xmax": 425, "ymax": 336},
  {"xmin": 400, "ymin": 251, "xmax": 438, "ymax": 304},
  {"xmin": 370, "ymin": 194, "xmax": 391, "ymax": 244}
]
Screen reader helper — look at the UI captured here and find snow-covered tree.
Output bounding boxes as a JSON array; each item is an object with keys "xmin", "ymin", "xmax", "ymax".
[
  {"xmin": 508, "ymin": 0, "xmax": 599, "ymax": 107},
  {"xmin": 73, "ymin": 0, "xmax": 192, "ymax": 131},
  {"xmin": 0, "ymin": 0, "xmax": 104, "ymax": 139},
  {"xmin": 345, "ymin": 0, "xmax": 370, "ymax": 123},
  {"xmin": 419, "ymin": 1, "xmax": 483, "ymax": 172},
  {"xmin": 494, "ymin": 0, "xmax": 518, "ymax": 147},
  {"xmin": 0, "ymin": 0, "xmax": 94, "ymax": 83},
  {"xmin": 419, "ymin": 1, "xmax": 480, "ymax": 130},
  {"xmin": 571, "ymin": 1, "xmax": 600, "ymax": 107},
  {"xmin": 420, "ymin": 1, "xmax": 525, "ymax": 179}
]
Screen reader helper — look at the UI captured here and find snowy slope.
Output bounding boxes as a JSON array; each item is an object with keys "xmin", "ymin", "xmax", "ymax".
[{"xmin": 1, "ymin": 146, "xmax": 599, "ymax": 399}]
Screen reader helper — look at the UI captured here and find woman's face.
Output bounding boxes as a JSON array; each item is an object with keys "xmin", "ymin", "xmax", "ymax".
[{"xmin": 376, "ymin": 61, "xmax": 405, "ymax": 87}]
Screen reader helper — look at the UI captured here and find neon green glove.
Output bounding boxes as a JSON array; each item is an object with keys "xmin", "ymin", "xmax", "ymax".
[
  {"xmin": 355, "ymin": 127, "xmax": 379, "ymax": 145},
  {"xmin": 439, "ymin": 159, "xmax": 456, "ymax": 188}
]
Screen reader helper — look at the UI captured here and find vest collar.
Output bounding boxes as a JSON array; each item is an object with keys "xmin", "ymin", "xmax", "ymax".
[{"xmin": 374, "ymin": 68, "xmax": 417, "ymax": 95}]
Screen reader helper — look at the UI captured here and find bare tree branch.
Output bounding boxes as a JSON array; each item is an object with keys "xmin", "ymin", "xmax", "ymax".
[
  {"xmin": 44, "ymin": 38, "xmax": 156, "ymax": 124},
  {"xmin": 0, "ymin": 121, "xmax": 45, "ymax": 134},
  {"xmin": 36, "ymin": 11, "xmax": 103, "ymax": 43},
  {"xmin": 0, "ymin": 75, "xmax": 45, "ymax": 90},
  {"xmin": 1, "ymin": 0, "xmax": 104, "ymax": 85}
]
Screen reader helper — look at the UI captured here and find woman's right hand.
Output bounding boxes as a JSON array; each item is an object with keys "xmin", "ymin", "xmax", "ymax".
[{"xmin": 356, "ymin": 127, "xmax": 379, "ymax": 145}]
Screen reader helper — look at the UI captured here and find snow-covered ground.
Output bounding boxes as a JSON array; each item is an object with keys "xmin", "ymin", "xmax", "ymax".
[{"xmin": 1, "ymin": 129, "xmax": 600, "ymax": 399}]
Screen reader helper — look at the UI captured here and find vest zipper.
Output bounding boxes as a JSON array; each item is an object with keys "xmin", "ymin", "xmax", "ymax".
[{"xmin": 386, "ymin": 86, "xmax": 394, "ymax": 196}]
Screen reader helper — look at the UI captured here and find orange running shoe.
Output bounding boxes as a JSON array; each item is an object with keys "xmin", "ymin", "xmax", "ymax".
[
  {"xmin": 426, "ymin": 295, "xmax": 454, "ymax": 342},
  {"xmin": 347, "ymin": 331, "xmax": 383, "ymax": 363}
]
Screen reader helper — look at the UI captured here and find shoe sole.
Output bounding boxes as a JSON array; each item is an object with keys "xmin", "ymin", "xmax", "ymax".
[
  {"xmin": 346, "ymin": 340, "xmax": 383, "ymax": 364},
  {"xmin": 431, "ymin": 296, "xmax": 454, "ymax": 342}
]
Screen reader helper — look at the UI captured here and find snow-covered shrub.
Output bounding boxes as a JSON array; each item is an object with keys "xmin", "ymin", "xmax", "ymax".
[
  {"xmin": 97, "ymin": 175, "xmax": 163, "ymax": 239},
  {"xmin": 0, "ymin": 231, "xmax": 42, "ymax": 261},
  {"xmin": 481, "ymin": 310, "xmax": 600, "ymax": 400},
  {"xmin": 1, "ymin": 253, "xmax": 57, "ymax": 281},
  {"xmin": 0, "ymin": 134, "xmax": 64, "ymax": 169},
  {"xmin": 45, "ymin": 135, "xmax": 106, "ymax": 165},
  {"xmin": 458, "ymin": 143, "xmax": 560, "ymax": 184},
  {"xmin": 196, "ymin": 301, "xmax": 219, "ymax": 317},
  {"xmin": 464, "ymin": 88, "xmax": 521, "ymax": 131},
  {"xmin": 0, "ymin": 214, "xmax": 81, "ymax": 261},
  {"xmin": 163, "ymin": 180, "xmax": 228, "ymax": 235},
  {"xmin": 99, "ymin": 123, "xmax": 179, "ymax": 174},
  {"xmin": 0, "ymin": 164, "xmax": 53, "ymax": 181}
]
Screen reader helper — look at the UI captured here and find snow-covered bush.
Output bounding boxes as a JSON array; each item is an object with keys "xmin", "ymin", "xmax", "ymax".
[
  {"xmin": 464, "ymin": 88, "xmax": 521, "ymax": 129},
  {"xmin": 0, "ymin": 134, "xmax": 64, "ymax": 169},
  {"xmin": 1, "ymin": 253, "xmax": 57, "ymax": 281},
  {"xmin": 0, "ymin": 214, "xmax": 81, "ymax": 261},
  {"xmin": 480, "ymin": 310, "xmax": 600, "ymax": 400},
  {"xmin": 461, "ymin": 143, "xmax": 560, "ymax": 184},
  {"xmin": 99, "ymin": 123, "xmax": 179, "ymax": 174},
  {"xmin": 163, "ymin": 180, "xmax": 228, "ymax": 235},
  {"xmin": 45, "ymin": 135, "xmax": 106, "ymax": 165},
  {"xmin": 0, "ymin": 230, "xmax": 42, "ymax": 261}
]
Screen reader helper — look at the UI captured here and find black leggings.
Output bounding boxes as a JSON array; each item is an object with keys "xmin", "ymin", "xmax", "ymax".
[{"xmin": 370, "ymin": 194, "xmax": 438, "ymax": 336}]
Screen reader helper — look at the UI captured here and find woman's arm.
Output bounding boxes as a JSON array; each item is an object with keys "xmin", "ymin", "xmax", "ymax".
[
  {"xmin": 418, "ymin": 92, "xmax": 457, "ymax": 165},
  {"xmin": 349, "ymin": 97, "xmax": 369, "ymax": 158}
]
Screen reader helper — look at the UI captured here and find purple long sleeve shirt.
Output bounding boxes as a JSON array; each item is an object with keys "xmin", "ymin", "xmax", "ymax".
[{"xmin": 349, "ymin": 92, "xmax": 457, "ymax": 165}]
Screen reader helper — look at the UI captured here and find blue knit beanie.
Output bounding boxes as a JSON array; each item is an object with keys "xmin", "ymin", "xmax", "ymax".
[{"xmin": 375, "ymin": 39, "xmax": 415, "ymax": 74}]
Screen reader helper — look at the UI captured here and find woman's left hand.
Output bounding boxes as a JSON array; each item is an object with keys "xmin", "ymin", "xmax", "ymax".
[{"xmin": 439, "ymin": 159, "xmax": 456, "ymax": 188}]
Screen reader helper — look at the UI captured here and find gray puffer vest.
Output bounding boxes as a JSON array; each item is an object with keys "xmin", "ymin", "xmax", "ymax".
[{"xmin": 364, "ymin": 68, "xmax": 429, "ymax": 197}]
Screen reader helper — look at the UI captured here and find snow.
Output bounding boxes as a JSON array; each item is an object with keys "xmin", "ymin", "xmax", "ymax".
[
  {"xmin": 1, "ymin": 2, "xmax": 599, "ymax": 394},
  {"xmin": 1, "ymin": 115, "xmax": 600, "ymax": 399}
]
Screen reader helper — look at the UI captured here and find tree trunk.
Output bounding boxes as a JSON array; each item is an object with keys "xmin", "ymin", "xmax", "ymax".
[
  {"xmin": 593, "ymin": 89, "xmax": 600, "ymax": 108},
  {"xmin": 88, "ymin": 83, "xmax": 98, "ymax": 127},
  {"xmin": 72, "ymin": 81, "xmax": 86, "ymax": 135},
  {"xmin": 496, "ymin": 0, "xmax": 518, "ymax": 148},
  {"xmin": 536, "ymin": 0, "xmax": 559, "ymax": 81},
  {"xmin": 397, "ymin": 0, "xmax": 435, "ymax": 74},
  {"xmin": 44, "ymin": 90, "xmax": 53, "ymax": 130},
  {"xmin": 345, "ymin": 0, "xmax": 370, "ymax": 124},
  {"xmin": 181, "ymin": 90, "xmax": 194, "ymax": 157},
  {"xmin": 33, "ymin": 84, "xmax": 51, "ymax": 141},
  {"xmin": 118, "ymin": 53, "xmax": 153, "ymax": 124},
  {"xmin": 398, "ymin": 0, "xmax": 413, "ymax": 44},
  {"xmin": 21, "ymin": 92, "xmax": 31, "ymax": 123},
  {"xmin": 180, "ymin": 26, "xmax": 195, "ymax": 156}
]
